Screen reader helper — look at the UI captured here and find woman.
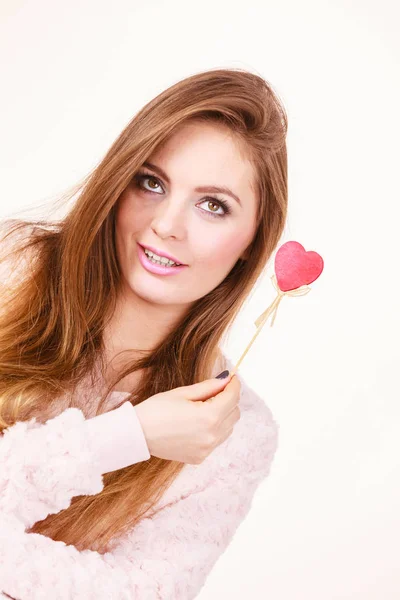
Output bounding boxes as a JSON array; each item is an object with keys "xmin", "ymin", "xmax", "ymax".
[{"xmin": 0, "ymin": 67, "xmax": 287, "ymax": 599}]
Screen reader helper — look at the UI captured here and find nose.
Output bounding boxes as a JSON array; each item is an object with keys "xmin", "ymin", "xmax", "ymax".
[{"xmin": 149, "ymin": 197, "xmax": 187, "ymax": 239}]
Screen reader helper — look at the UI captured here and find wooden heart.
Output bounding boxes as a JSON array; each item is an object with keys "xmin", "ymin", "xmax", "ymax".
[{"xmin": 274, "ymin": 241, "xmax": 324, "ymax": 292}]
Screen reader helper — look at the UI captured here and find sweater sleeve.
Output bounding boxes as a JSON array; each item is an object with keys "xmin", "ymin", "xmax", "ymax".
[
  {"xmin": 0, "ymin": 378, "xmax": 278, "ymax": 599},
  {"xmin": 0, "ymin": 401, "xmax": 150, "ymax": 530}
]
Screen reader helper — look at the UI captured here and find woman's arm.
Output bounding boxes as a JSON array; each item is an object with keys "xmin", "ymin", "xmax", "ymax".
[
  {"xmin": 0, "ymin": 401, "xmax": 150, "ymax": 530},
  {"xmin": 0, "ymin": 380, "xmax": 278, "ymax": 600}
]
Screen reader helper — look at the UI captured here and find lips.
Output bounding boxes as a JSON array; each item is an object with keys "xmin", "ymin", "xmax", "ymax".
[{"xmin": 139, "ymin": 243, "xmax": 186, "ymax": 266}]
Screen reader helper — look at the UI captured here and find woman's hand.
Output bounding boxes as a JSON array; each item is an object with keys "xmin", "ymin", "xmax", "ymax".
[{"xmin": 134, "ymin": 374, "xmax": 241, "ymax": 464}]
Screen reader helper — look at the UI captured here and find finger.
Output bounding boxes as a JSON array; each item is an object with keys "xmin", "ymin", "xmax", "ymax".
[
  {"xmin": 221, "ymin": 405, "xmax": 240, "ymax": 430},
  {"xmin": 182, "ymin": 372, "xmax": 233, "ymax": 402},
  {"xmin": 214, "ymin": 412, "xmax": 239, "ymax": 447},
  {"xmin": 205, "ymin": 375, "xmax": 240, "ymax": 416}
]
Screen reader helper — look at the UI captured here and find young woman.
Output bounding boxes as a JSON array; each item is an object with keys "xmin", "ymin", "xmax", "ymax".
[{"xmin": 0, "ymin": 67, "xmax": 287, "ymax": 599}]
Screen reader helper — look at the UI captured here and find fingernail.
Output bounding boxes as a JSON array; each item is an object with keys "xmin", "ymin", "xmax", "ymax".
[{"xmin": 215, "ymin": 370, "xmax": 230, "ymax": 379}]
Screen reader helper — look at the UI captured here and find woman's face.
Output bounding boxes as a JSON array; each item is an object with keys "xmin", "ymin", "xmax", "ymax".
[{"xmin": 115, "ymin": 121, "xmax": 258, "ymax": 309}]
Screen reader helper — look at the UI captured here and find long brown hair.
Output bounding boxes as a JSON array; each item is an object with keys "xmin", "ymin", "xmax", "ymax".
[{"xmin": 0, "ymin": 67, "xmax": 288, "ymax": 553}]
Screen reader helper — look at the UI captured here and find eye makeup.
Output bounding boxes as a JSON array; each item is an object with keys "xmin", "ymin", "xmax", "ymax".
[{"xmin": 133, "ymin": 170, "xmax": 232, "ymax": 219}]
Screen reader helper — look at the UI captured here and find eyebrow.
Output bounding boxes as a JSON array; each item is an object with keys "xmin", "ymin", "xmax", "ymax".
[{"xmin": 142, "ymin": 161, "xmax": 242, "ymax": 207}]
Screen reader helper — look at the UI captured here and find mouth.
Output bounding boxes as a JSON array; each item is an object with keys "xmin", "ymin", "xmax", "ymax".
[
  {"xmin": 138, "ymin": 243, "xmax": 187, "ymax": 266},
  {"xmin": 137, "ymin": 243, "xmax": 188, "ymax": 276}
]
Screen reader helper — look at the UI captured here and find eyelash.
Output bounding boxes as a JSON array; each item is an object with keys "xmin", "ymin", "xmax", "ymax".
[{"xmin": 133, "ymin": 171, "xmax": 232, "ymax": 219}]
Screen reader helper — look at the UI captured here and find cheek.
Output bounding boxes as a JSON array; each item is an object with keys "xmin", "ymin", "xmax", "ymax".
[
  {"xmin": 115, "ymin": 192, "xmax": 143, "ymax": 238},
  {"xmin": 198, "ymin": 233, "xmax": 247, "ymax": 268},
  {"xmin": 115, "ymin": 194, "xmax": 129, "ymax": 232}
]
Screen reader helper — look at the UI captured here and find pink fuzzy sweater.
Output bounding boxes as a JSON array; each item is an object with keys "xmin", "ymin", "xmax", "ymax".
[
  {"xmin": 0, "ymin": 227, "xmax": 279, "ymax": 599},
  {"xmin": 0, "ymin": 354, "xmax": 279, "ymax": 599}
]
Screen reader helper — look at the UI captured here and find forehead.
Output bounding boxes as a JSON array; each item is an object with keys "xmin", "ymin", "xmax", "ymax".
[{"xmin": 150, "ymin": 121, "xmax": 257, "ymax": 196}]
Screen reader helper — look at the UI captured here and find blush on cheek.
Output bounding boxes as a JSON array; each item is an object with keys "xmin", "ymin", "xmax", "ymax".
[{"xmin": 213, "ymin": 238, "xmax": 246, "ymax": 263}]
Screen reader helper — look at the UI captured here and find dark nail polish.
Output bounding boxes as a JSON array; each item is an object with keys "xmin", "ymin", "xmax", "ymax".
[{"xmin": 215, "ymin": 370, "xmax": 229, "ymax": 379}]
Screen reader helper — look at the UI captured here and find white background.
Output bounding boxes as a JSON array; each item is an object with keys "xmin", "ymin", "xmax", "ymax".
[{"xmin": 1, "ymin": 1, "xmax": 399, "ymax": 598}]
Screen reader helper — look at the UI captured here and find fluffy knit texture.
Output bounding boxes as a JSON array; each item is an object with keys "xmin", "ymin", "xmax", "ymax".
[{"xmin": 0, "ymin": 353, "xmax": 279, "ymax": 599}]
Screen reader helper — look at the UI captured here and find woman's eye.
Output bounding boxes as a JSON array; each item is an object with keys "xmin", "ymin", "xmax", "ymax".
[
  {"xmin": 134, "ymin": 172, "xmax": 231, "ymax": 219},
  {"xmin": 136, "ymin": 174, "xmax": 163, "ymax": 194},
  {"xmin": 198, "ymin": 199, "xmax": 226, "ymax": 217}
]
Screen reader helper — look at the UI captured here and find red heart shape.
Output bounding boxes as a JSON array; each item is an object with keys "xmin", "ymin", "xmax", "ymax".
[{"xmin": 274, "ymin": 241, "xmax": 324, "ymax": 292}]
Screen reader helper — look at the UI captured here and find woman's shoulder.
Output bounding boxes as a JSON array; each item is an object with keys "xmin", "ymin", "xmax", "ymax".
[
  {"xmin": 220, "ymin": 354, "xmax": 279, "ymax": 457},
  {"xmin": 223, "ymin": 354, "xmax": 278, "ymax": 423}
]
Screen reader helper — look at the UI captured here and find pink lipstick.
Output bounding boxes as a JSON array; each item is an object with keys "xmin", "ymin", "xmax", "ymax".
[{"xmin": 137, "ymin": 243, "xmax": 188, "ymax": 276}]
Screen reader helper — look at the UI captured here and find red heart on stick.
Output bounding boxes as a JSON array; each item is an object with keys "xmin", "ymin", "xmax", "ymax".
[{"xmin": 274, "ymin": 241, "xmax": 324, "ymax": 292}]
